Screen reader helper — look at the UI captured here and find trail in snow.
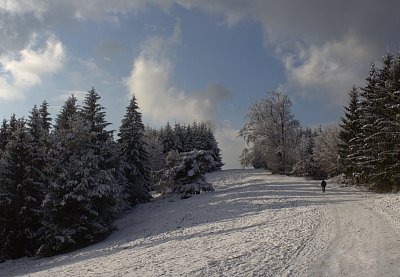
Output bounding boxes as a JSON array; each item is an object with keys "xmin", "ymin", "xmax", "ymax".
[
  {"xmin": 308, "ymin": 196, "xmax": 400, "ymax": 277},
  {"xmin": 0, "ymin": 169, "xmax": 399, "ymax": 276}
]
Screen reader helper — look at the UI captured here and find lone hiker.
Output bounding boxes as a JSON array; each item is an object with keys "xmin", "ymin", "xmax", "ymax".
[{"xmin": 321, "ymin": 180, "xmax": 327, "ymax": 193}]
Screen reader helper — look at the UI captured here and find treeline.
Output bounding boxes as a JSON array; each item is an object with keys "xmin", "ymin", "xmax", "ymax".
[
  {"xmin": 0, "ymin": 88, "xmax": 222, "ymax": 262},
  {"xmin": 240, "ymin": 50, "xmax": 400, "ymax": 192},
  {"xmin": 144, "ymin": 121, "xmax": 223, "ymax": 195},
  {"xmin": 339, "ymin": 52, "xmax": 400, "ymax": 191},
  {"xmin": 239, "ymin": 91, "xmax": 339, "ymax": 179}
]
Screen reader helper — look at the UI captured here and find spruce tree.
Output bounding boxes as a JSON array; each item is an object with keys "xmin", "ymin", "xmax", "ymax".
[
  {"xmin": 0, "ymin": 119, "xmax": 44, "ymax": 260},
  {"xmin": 143, "ymin": 127, "xmax": 165, "ymax": 172},
  {"xmin": 338, "ymin": 86, "xmax": 362, "ymax": 180},
  {"xmin": 39, "ymin": 100, "xmax": 52, "ymax": 134},
  {"xmin": 0, "ymin": 119, "xmax": 9, "ymax": 155},
  {"xmin": 53, "ymin": 95, "xmax": 78, "ymax": 132},
  {"xmin": 118, "ymin": 95, "xmax": 151, "ymax": 206},
  {"xmin": 161, "ymin": 122, "xmax": 175, "ymax": 154},
  {"xmin": 387, "ymin": 53, "xmax": 400, "ymax": 189},
  {"xmin": 80, "ymin": 87, "xmax": 112, "ymax": 142},
  {"xmin": 357, "ymin": 63, "xmax": 378, "ymax": 182},
  {"xmin": 40, "ymin": 93, "xmax": 120, "ymax": 256},
  {"xmin": 369, "ymin": 53, "xmax": 394, "ymax": 186},
  {"xmin": 40, "ymin": 114, "xmax": 118, "ymax": 256}
]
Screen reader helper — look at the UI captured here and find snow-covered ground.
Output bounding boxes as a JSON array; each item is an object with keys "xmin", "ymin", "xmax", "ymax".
[{"xmin": 1, "ymin": 169, "xmax": 400, "ymax": 276}]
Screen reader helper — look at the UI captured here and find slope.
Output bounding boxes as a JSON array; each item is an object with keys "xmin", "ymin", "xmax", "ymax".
[{"xmin": 0, "ymin": 169, "xmax": 399, "ymax": 276}]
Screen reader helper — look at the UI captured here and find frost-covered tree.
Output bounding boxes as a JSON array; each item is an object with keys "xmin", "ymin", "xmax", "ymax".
[
  {"xmin": 80, "ymin": 87, "xmax": 112, "ymax": 143},
  {"xmin": 313, "ymin": 126, "xmax": 341, "ymax": 179},
  {"xmin": 292, "ymin": 128, "xmax": 317, "ymax": 177},
  {"xmin": 200, "ymin": 122, "xmax": 223, "ymax": 171},
  {"xmin": 363, "ymin": 54, "xmax": 394, "ymax": 185},
  {"xmin": 53, "ymin": 95, "xmax": 78, "ymax": 132},
  {"xmin": 144, "ymin": 127, "xmax": 165, "ymax": 172},
  {"xmin": 0, "ymin": 119, "xmax": 9, "ymax": 155},
  {"xmin": 338, "ymin": 86, "xmax": 362, "ymax": 180},
  {"xmin": 118, "ymin": 95, "xmax": 151, "ymax": 205},
  {"xmin": 160, "ymin": 122, "xmax": 175, "ymax": 154},
  {"xmin": 158, "ymin": 149, "xmax": 215, "ymax": 197},
  {"xmin": 239, "ymin": 91, "xmax": 301, "ymax": 173},
  {"xmin": 240, "ymin": 141, "xmax": 268, "ymax": 169},
  {"xmin": 385, "ymin": 53, "xmax": 400, "ymax": 188},
  {"xmin": 39, "ymin": 114, "xmax": 119, "ymax": 256},
  {"xmin": 0, "ymin": 119, "xmax": 45, "ymax": 260},
  {"xmin": 39, "ymin": 100, "xmax": 52, "ymax": 134}
]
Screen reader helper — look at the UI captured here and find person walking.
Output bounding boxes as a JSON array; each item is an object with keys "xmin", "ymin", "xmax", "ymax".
[{"xmin": 321, "ymin": 179, "xmax": 327, "ymax": 193}]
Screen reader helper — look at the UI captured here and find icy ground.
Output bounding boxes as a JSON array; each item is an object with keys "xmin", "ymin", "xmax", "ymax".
[{"xmin": 1, "ymin": 169, "xmax": 400, "ymax": 276}]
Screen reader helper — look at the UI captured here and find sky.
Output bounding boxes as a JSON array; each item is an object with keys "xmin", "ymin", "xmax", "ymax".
[{"xmin": 1, "ymin": 1, "xmax": 400, "ymax": 169}]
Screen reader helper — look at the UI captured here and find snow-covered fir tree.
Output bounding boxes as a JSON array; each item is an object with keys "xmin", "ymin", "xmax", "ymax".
[
  {"xmin": 342, "ymin": 52, "xmax": 400, "ymax": 190},
  {"xmin": 39, "ymin": 100, "xmax": 52, "ymax": 134},
  {"xmin": 40, "ymin": 113, "xmax": 119, "ymax": 256},
  {"xmin": 143, "ymin": 127, "xmax": 165, "ymax": 172},
  {"xmin": 118, "ymin": 95, "xmax": 151, "ymax": 206},
  {"xmin": 160, "ymin": 122, "xmax": 175, "ymax": 154},
  {"xmin": 338, "ymin": 86, "xmax": 362, "ymax": 180},
  {"xmin": 40, "ymin": 91, "xmax": 121, "ymax": 256},
  {"xmin": 364, "ymin": 53, "xmax": 394, "ymax": 185},
  {"xmin": 0, "ymin": 119, "xmax": 9, "ymax": 156},
  {"xmin": 158, "ymin": 149, "xmax": 215, "ymax": 197},
  {"xmin": 80, "ymin": 87, "xmax": 112, "ymax": 143},
  {"xmin": 0, "ymin": 119, "xmax": 45, "ymax": 260},
  {"xmin": 53, "ymin": 95, "xmax": 78, "ymax": 132}
]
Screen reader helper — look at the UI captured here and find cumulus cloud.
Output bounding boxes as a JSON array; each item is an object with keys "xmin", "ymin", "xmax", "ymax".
[
  {"xmin": 0, "ymin": 35, "xmax": 65, "ymax": 99},
  {"xmin": 282, "ymin": 35, "xmax": 374, "ymax": 105},
  {"xmin": 125, "ymin": 22, "xmax": 244, "ymax": 168},
  {"xmin": 4, "ymin": 0, "xmax": 397, "ymax": 107},
  {"xmin": 125, "ymin": 22, "xmax": 232, "ymax": 125},
  {"xmin": 172, "ymin": 0, "xmax": 400, "ymax": 106}
]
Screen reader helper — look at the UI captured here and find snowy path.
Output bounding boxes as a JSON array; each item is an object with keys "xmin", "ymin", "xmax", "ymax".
[
  {"xmin": 1, "ymin": 169, "xmax": 399, "ymax": 276},
  {"xmin": 309, "ymin": 196, "xmax": 400, "ymax": 277}
]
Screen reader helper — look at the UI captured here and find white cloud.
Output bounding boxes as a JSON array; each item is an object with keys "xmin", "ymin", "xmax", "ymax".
[
  {"xmin": 125, "ymin": 22, "xmax": 231, "ymax": 125},
  {"xmin": 171, "ymin": 0, "xmax": 398, "ymax": 107},
  {"xmin": 3, "ymin": 1, "xmax": 396, "ymax": 108},
  {"xmin": 125, "ymin": 22, "xmax": 243, "ymax": 167},
  {"xmin": 282, "ymin": 35, "xmax": 373, "ymax": 105},
  {"xmin": 0, "ymin": 35, "xmax": 65, "ymax": 100}
]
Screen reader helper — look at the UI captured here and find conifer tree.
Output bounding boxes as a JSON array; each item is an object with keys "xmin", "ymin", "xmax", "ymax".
[
  {"xmin": 368, "ymin": 53, "xmax": 394, "ymax": 185},
  {"xmin": 53, "ymin": 95, "xmax": 78, "ymax": 132},
  {"xmin": 40, "ymin": 114, "xmax": 119, "ymax": 256},
  {"xmin": 118, "ymin": 95, "xmax": 151, "ymax": 205},
  {"xmin": 161, "ymin": 122, "xmax": 175, "ymax": 154},
  {"xmin": 80, "ymin": 87, "xmax": 112, "ymax": 142},
  {"xmin": 0, "ymin": 119, "xmax": 44, "ymax": 260},
  {"xmin": 338, "ymin": 86, "xmax": 362, "ymax": 180},
  {"xmin": 356, "ymin": 63, "xmax": 378, "ymax": 182},
  {"xmin": 0, "ymin": 119, "xmax": 9, "ymax": 155},
  {"xmin": 9, "ymin": 114, "xmax": 17, "ymax": 134},
  {"xmin": 39, "ymin": 100, "xmax": 52, "ymax": 134},
  {"xmin": 292, "ymin": 128, "xmax": 316, "ymax": 177},
  {"xmin": 144, "ymin": 127, "xmax": 165, "ymax": 172},
  {"xmin": 40, "ymin": 92, "xmax": 120, "ymax": 256},
  {"xmin": 386, "ymin": 53, "xmax": 400, "ymax": 188}
]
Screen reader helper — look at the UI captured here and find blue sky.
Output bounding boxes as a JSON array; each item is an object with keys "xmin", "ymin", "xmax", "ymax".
[{"xmin": 1, "ymin": 1, "xmax": 400, "ymax": 168}]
